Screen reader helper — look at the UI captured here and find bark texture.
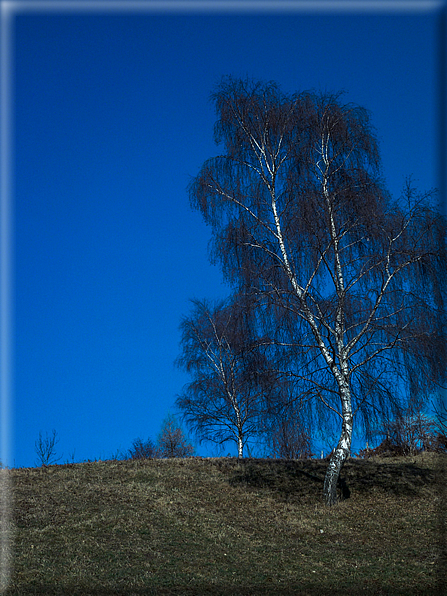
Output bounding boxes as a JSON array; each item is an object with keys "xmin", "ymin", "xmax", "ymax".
[{"xmin": 323, "ymin": 408, "xmax": 353, "ymax": 505}]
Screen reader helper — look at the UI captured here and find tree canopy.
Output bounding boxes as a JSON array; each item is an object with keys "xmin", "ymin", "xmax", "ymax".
[{"xmin": 183, "ymin": 77, "xmax": 446, "ymax": 504}]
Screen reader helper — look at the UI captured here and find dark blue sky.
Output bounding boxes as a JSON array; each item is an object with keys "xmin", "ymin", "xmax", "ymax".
[{"xmin": 6, "ymin": 2, "xmax": 442, "ymax": 467}]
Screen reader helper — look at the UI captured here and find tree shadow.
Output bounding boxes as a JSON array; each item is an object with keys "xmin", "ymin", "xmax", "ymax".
[{"xmin": 226, "ymin": 457, "xmax": 436, "ymax": 502}]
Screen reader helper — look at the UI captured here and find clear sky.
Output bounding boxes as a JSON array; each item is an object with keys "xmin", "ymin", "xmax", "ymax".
[{"xmin": 4, "ymin": 1, "xmax": 443, "ymax": 468}]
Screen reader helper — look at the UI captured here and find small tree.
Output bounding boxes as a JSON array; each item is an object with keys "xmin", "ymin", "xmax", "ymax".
[
  {"xmin": 360, "ymin": 406, "xmax": 446, "ymax": 457},
  {"xmin": 128, "ymin": 437, "xmax": 158, "ymax": 460},
  {"xmin": 381, "ymin": 412, "xmax": 439, "ymax": 455},
  {"xmin": 157, "ymin": 414, "xmax": 194, "ymax": 458},
  {"xmin": 35, "ymin": 430, "xmax": 62, "ymax": 467},
  {"xmin": 176, "ymin": 297, "xmax": 273, "ymax": 458}
]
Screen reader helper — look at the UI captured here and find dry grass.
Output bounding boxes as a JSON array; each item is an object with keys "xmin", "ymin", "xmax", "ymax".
[{"xmin": 3, "ymin": 453, "xmax": 446, "ymax": 595}]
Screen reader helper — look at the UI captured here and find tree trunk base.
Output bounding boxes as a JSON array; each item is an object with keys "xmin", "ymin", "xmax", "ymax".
[{"xmin": 323, "ymin": 448, "xmax": 350, "ymax": 506}]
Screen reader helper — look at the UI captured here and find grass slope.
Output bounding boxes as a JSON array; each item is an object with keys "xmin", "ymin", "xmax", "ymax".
[{"xmin": 3, "ymin": 453, "xmax": 446, "ymax": 595}]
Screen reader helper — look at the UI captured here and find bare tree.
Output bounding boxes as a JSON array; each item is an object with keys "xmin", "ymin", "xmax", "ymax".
[
  {"xmin": 128, "ymin": 437, "xmax": 158, "ymax": 460},
  {"xmin": 157, "ymin": 414, "xmax": 194, "ymax": 458},
  {"xmin": 358, "ymin": 407, "xmax": 446, "ymax": 457},
  {"xmin": 190, "ymin": 77, "xmax": 446, "ymax": 504},
  {"xmin": 176, "ymin": 297, "xmax": 273, "ymax": 458},
  {"xmin": 380, "ymin": 410, "xmax": 439, "ymax": 455},
  {"xmin": 433, "ymin": 399, "xmax": 447, "ymax": 434},
  {"xmin": 35, "ymin": 430, "xmax": 62, "ymax": 467},
  {"xmin": 431, "ymin": 405, "xmax": 447, "ymax": 453},
  {"xmin": 416, "ymin": 399, "xmax": 447, "ymax": 453}
]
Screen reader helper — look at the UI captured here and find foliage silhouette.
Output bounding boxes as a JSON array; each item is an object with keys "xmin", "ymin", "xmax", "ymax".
[{"xmin": 189, "ymin": 76, "xmax": 446, "ymax": 504}]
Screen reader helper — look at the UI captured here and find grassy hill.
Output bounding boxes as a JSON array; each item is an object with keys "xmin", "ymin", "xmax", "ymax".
[{"xmin": 3, "ymin": 453, "xmax": 445, "ymax": 595}]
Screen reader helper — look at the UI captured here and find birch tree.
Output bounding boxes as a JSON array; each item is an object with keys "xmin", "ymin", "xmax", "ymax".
[
  {"xmin": 176, "ymin": 297, "xmax": 272, "ymax": 458},
  {"xmin": 189, "ymin": 77, "xmax": 446, "ymax": 504}
]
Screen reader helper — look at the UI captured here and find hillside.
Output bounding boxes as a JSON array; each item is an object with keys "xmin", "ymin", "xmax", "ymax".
[{"xmin": 3, "ymin": 453, "xmax": 445, "ymax": 595}]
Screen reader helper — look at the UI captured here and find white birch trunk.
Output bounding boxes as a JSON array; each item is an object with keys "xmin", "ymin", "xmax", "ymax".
[
  {"xmin": 237, "ymin": 435, "xmax": 243, "ymax": 458},
  {"xmin": 323, "ymin": 378, "xmax": 353, "ymax": 505}
]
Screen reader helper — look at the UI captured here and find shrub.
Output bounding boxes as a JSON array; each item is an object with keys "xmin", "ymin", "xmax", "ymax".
[
  {"xmin": 35, "ymin": 430, "xmax": 62, "ymax": 466},
  {"xmin": 128, "ymin": 437, "xmax": 158, "ymax": 460},
  {"xmin": 359, "ymin": 411, "xmax": 447, "ymax": 458}
]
